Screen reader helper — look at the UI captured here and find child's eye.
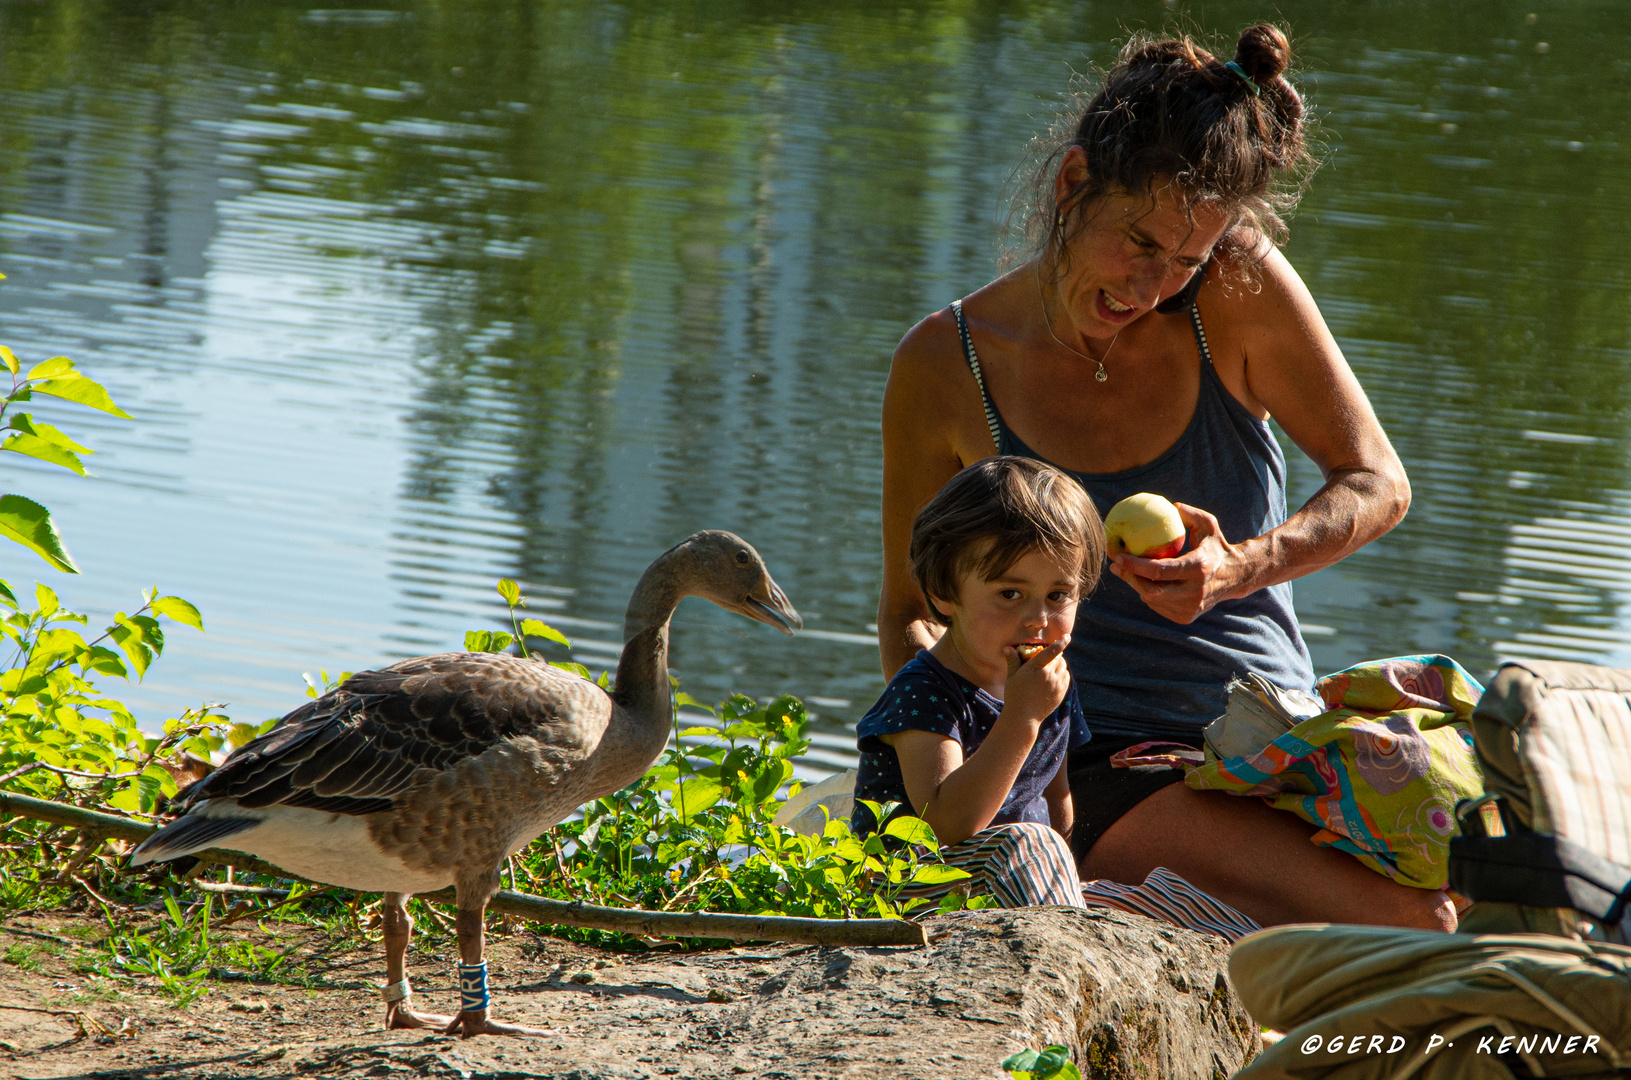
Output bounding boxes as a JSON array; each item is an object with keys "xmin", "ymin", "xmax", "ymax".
[
  {"xmin": 999, "ymin": 589, "xmax": 1022, "ymax": 601},
  {"xmin": 1049, "ymin": 591, "xmax": 1077, "ymax": 604}
]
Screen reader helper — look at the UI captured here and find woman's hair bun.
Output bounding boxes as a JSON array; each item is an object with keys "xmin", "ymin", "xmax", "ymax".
[{"xmin": 1233, "ymin": 24, "xmax": 1291, "ymax": 83}]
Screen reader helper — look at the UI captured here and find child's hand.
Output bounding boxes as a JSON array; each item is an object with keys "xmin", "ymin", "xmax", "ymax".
[{"xmin": 1001, "ymin": 636, "xmax": 1071, "ymax": 723}]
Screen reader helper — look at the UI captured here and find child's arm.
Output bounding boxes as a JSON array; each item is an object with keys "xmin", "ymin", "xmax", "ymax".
[
  {"xmin": 882, "ymin": 638, "xmax": 1071, "ymax": 846},
  {"xmin": 1044, "ymin": 758, "xmax": 1073, "ymax": 844}
]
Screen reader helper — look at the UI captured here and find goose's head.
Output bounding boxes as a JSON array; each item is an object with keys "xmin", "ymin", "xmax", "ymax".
[{"xmin": 674, "ymin": 530, "xmax": 802, "ymax": 635}]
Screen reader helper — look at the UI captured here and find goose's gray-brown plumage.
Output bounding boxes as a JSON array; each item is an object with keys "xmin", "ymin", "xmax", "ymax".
[{"xmin": 131, "ymin": 531, "xmax": 800, "ymax": 1038}]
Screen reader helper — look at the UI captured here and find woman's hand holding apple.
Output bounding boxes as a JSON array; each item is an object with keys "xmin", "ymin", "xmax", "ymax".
[{"xmin": 1108, "ymin": 502, "xmax": 1250, "ymax": 625}]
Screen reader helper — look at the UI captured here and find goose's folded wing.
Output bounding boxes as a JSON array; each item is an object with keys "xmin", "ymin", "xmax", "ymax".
[{"xmin": 176, "ymin": 652, "xmax": 611, "ymax": 818}]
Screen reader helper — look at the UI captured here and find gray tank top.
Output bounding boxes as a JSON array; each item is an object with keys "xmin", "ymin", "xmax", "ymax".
[{"xmin": 951, "ymin": 296, "xmax": 1317, "ymax": 737}]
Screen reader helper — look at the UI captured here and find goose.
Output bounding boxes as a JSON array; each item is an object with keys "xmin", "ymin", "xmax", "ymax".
[{"xmin": 131, "ymin": 531, "xmax": 800, "ymax": 1038}]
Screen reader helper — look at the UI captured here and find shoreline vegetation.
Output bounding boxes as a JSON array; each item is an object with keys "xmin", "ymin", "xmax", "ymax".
[{"xmin": 0, "ymin": 311, "xmax": 988, "ymax": 1022}]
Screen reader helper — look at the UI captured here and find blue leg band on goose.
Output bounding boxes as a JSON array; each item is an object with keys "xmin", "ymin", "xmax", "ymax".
[{"xmin": 458, "ymin": 961, "xmax": 490, "ymax": 1012}]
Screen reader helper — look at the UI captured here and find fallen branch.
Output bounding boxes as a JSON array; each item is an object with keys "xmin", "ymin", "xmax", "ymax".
[{"xmin": 0, "ymin": 789, "xmax": 928, "ymax": 948}]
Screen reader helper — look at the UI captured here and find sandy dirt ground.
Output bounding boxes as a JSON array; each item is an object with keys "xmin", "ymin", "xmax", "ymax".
[{"xmin": 0, "ymin": 904, "xmax": 1248, "ymax": 1080}]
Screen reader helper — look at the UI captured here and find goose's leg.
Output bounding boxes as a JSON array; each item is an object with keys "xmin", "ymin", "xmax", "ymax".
[
  {"xmin": 442, "ymin": 873, "xmax": 548, "ymax": 1039},
  {"xmin": 382, "ymin": 892, "xmax": 455, "ymax": 1030}
]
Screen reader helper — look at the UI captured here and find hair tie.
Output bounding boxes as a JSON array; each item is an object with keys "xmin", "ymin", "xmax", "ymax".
[{"xmin": 1223, "ymin": 61, "xmax": 1261, "ymax": 97}]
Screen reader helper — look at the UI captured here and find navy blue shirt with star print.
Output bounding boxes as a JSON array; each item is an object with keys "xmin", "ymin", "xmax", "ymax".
[{"xmin": 850, "ymin": 649, "xmax": 1090, "ymax": 836}]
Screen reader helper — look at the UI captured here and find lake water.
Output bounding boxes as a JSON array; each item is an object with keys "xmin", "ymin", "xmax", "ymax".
[{"xmin": 1, "ymin": 1, "xmax": 1628, "ymax": 775}]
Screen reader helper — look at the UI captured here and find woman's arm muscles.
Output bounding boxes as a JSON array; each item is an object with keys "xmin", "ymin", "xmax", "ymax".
[
  {"xmin": 877, "ymin": 316, "xmax": 983, "ymax": 677},
  {"xmin": 1111, "ymin": 248, "xmax": 1409, "ymax": 622},
  {"xmin": 1044, "ymin": 758, "xmax": 1073, "ymax": 844},
  {"xmin": 1227, "ymin": 248, "xmax": 1410, "ymax": 593}
]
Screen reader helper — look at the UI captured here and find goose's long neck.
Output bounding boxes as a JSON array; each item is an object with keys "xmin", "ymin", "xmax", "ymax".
[{"xmin": 611, "ymin": 556, "xmax": 684, "ymax": 745}]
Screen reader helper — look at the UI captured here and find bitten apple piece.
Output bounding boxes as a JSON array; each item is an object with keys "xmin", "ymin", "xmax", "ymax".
[{"xmin": 1104, "ymin": 493, "xmax": 1187, "ymax": 560}]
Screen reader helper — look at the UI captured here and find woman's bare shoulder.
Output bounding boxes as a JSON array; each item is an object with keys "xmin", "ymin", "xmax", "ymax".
[
  {"xmin": 1202, "ymin": 237, "xmax": 1318, "ymax": 324},
  {"xmin": 883, "ymin": 304, "xmax": 994, "ymax": 476},
  {"xmin": 887, "ymin": 305, "xmax": 977, "ymax": 415}
]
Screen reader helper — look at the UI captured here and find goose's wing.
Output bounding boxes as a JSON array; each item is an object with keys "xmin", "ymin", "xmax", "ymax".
[{"xmin": 173, "ymin": 652, "xmax": 612, "ymax": 817}]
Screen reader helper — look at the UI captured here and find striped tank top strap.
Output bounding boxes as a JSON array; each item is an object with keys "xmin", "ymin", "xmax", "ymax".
[
  {"xmin": 952, "ymin": 299, "xmax": 1003, "ymax": 454},
  {"xmin": 1187, "ymin": 302, "xmax": 1216, "ymax": 368}
]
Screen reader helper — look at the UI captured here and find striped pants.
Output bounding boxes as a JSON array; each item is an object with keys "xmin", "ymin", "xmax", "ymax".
[
  {"xmin": 900, "ymin": 822, "xmax": 1087, "ymax": 908},
  {"xmin": 896, "ymin": 822, "xmax": 1263, "ymax": 943}
]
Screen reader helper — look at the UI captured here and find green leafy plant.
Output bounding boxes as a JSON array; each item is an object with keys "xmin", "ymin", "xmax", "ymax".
[
  {"xmin": 0, "ymin": 272, "xmax": 134, "ymax": 572},
  {"xmin": 1002, "ymin": 1045, "xmax": 1084, "ymax": 1080},
  {"xmin": 0, "ymin": 582, "xmax": 213, "ymax": 814},
  {"xmin": 502, "ymin": 680, "xmax": 979, "ymax": 939}
]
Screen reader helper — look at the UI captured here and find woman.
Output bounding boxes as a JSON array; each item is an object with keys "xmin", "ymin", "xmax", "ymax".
[{"xmin": 877, "ymin": 25, "xmax": 1455, "ymax": 931}]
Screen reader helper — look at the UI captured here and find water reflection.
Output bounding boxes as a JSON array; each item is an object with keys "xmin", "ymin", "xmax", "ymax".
[{"xmin": 0, "ymin": 1, "xmax": 1628, "ymax": 771}]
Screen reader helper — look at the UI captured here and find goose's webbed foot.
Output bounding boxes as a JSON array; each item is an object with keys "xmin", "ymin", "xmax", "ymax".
[
  {"xmin": 386, "ymin": 1001, "xmax": 456, "ymax": 1030},
  {"xmin": 442, "ymin": 1008, "xmax": 549, "ymax": 1039}
]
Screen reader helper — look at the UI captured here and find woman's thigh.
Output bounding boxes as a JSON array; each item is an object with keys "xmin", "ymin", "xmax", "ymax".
[{"xmin": 1080, "ymin": 784, "xmax": 1456, "ymax": 932}]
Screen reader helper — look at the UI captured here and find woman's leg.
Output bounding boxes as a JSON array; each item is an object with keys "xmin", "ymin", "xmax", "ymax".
[{"xmin": 1081, "ymin": 784, "xmax": 1457, "ymax": 931}]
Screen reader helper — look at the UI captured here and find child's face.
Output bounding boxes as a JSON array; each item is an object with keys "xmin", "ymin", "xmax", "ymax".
[{"xmin": 932, "ymin": 547, "xmax": 1082, "ymax": 664}]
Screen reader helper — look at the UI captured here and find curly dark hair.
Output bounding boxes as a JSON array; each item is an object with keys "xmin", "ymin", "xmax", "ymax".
[{"xmin": 1014, "ymin": 24, "xmax": 1316, "ymax": 277}]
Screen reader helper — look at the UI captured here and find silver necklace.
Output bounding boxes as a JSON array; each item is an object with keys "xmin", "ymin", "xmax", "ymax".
[{"xmin": 1037, "ymin": 270, "xmax": 1121, "ymax": 383}]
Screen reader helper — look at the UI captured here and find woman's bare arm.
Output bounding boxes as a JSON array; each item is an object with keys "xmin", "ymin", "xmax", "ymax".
[
  {"xmin": 877, "ymin": 312, "xmax": 994, "ymax": 676},
  {"xmin": 1110, "ymin": 247, "xmax": 1410, "ymax": 623}
]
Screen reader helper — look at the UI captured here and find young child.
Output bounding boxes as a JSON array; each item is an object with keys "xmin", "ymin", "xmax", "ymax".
[{"xmin": 852, "ymin": 456, "xmax": 1101, "ymax": 907}]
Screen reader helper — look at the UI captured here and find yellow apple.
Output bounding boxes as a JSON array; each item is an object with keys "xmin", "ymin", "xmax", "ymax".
[{"xmin": 1104, "ymin": 492, "xmax": 1187, "ymax": 559}]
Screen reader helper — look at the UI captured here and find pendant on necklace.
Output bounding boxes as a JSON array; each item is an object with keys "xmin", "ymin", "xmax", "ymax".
[{"xmin": 1095, "ymin": 368, "xmax": 1108, "ymax": 383}]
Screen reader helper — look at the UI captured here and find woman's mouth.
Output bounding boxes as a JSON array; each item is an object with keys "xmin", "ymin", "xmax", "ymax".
[{"xmin": 1096, "ymin": 289, "xmax": 1137, "ymax": 323}]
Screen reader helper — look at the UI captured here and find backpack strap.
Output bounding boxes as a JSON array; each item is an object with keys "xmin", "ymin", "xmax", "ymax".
[{"xmin": 1450, "ymin": 798, "xmax": 1631, "ymax": 925}]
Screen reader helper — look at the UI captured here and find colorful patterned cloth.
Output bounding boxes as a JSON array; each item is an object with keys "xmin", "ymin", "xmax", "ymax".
[{"xmin": 1116, "ymin": 656, "xmax": 1486, "ymax": 889}]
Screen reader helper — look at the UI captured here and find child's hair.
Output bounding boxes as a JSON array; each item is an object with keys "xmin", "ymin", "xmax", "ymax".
[{"xmin": 910, "ymin": 456, "xmax": 1104, "ymax": 625}]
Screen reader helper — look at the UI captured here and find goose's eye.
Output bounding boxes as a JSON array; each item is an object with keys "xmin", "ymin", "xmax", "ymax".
[{"xmin": 735, "ymin": 550, "xmax": 751, "ymax": 565}]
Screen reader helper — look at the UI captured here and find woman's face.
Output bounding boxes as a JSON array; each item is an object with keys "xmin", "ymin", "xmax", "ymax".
[{"xmin": 1051, "ymin": 152, "xmax": 1233, "ymax": 339}]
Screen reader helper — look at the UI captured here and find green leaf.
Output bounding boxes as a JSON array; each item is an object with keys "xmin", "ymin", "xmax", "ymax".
[
  {"xmin": 25, "ymin": 357, "xmax": 74, "ymax": 380},
  {"xmin": 883, "ymin": 816, "xmax": 938, "ymax": 848},
  {"xmin": 496, "ymin": 578, "xmax": 522, "ymax": 607},
  {"xmin": 3, "ymin": 431, "xmax": 90, "ymax": 475},
  {"xmin": 674, "ymin": 691, "xmax": 714, "ymax": 714},
  {"xmin": 750, "ymin": 758, "xmax": 792, "ymax": 805},
  {"xmin": 8, "ymin": 413, "xmax": 91, "ymax": 453},
  {"xmin": 151, "ymin": 596, "xmax": 204, "ymax": 631},
  {"xmin": 907, "ymin": 864, "xmax": 972, "ymax": 886},
  {"xmin": 108, "ymin": 615, "xmax": 163, "ymax": 679},
  {"xmin": 464, "ymin": 630, "xmax": 493, "ymax": 652},
  {"xmin": 0, "ymin": 345, "xmax": 16, "ymax": 376},
  {"xmin": 518, "ymin": 617, "xmax": 569, "ymax": 647},
  {"xmin": 33, "ymin": 582, "xmax": 58, "ymax": 620},
  {"xmin": 674, "ymin": 775, "xmax": 724, "ymax": 821},
  {"xmin": 82, "ymin": 646, "xmax": 127, "ymax": 678},
  {"xmin": 0, "ymin": 494, "xmax": 78, "ymax": 573},
  {"xmin": 0, "ymin": 580, "xmax": 17, "ymax": 608},
  {"xmin": 30, "ymin": 374, "xmax": 132, "ymax": 418},
  {"xmin": 1003, "ymin": 1050, "xmax": 1041, "ymax": 1073}
]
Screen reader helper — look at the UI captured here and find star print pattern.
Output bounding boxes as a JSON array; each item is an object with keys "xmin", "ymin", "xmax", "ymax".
[{"xmin": 851, "ymin": 650, "xmax": 1090, "ymax": 835}]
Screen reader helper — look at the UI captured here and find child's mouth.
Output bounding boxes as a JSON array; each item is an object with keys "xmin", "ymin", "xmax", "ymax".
[{"xmin": 1016, "ymin": 642, "xmax": 1045, "ymax": 660}]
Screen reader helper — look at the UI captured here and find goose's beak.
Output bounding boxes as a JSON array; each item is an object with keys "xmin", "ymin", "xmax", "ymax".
[{"xmin": 743, "ymin": 573, "xmax": 802, "ymax": 636}]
